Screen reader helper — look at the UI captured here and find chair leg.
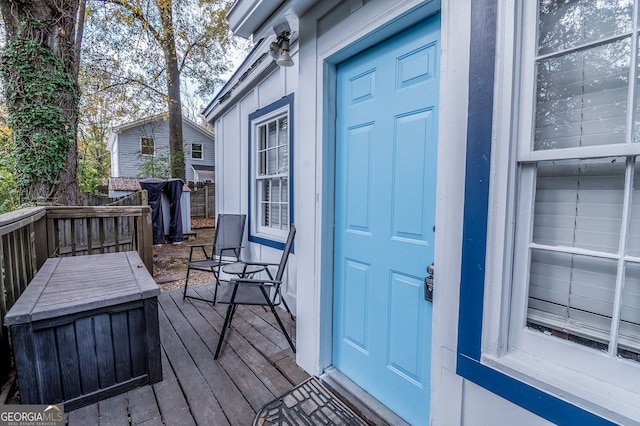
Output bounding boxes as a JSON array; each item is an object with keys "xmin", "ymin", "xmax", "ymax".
[
  {"xmin": 214, "ymin": 283, "xmax": 239, "ymax": 359},
  {"xmin": 260, "ymin": 287, "xmax": 296, "ymax": 353},
  {"xmin": 183, "ymin": 267, "xmax": 218, "ymax": 304},
  {"xmin": 214, "ymin": 303, "xmax": 234, "ymax": 359},
  {"xmin": 183, "ymin": 267, "xmax": 192, "ymax": 299},
  {"xmin": 279, "ymin": 294, "xmax": 295, "ymax": 321}
]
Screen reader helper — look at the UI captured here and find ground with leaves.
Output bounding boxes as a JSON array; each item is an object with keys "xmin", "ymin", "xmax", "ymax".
[{"xmin": 153, "ymin": 218, "xmax": 215, "ymax": 292}]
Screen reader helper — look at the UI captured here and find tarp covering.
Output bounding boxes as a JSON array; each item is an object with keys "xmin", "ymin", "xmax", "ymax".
[
  {"xmin": 139, "ymin": 178, "xmax": 184, "ymax": 244},
  {"xmin": 164, "ymin": 179, "xmax": 184, "ymax": 244}
]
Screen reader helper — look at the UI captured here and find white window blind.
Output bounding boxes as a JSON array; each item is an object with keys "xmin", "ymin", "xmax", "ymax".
[{"xmin": 522, "ymin": 0, "xmax": 640, "ymax": 362}]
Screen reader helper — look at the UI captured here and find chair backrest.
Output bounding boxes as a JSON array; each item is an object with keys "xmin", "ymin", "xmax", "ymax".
[
  {"xmin": 213, "ymin": 214, "xmax": 247, "ymax": 259},
  {"xmin": 274, "ymin": 225, "xmax": 296, "ymax": 282}
]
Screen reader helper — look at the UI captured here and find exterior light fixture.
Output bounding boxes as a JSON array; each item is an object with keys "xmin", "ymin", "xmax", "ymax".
[{"xmin": 270, "ymin": 31, "xmax": 294, "ymax": 67}]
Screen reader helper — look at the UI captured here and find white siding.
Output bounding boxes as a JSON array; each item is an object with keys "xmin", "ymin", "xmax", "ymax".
[{"xmin": 213, "ymin": 61, "xmax": 300, "ymax": 314}]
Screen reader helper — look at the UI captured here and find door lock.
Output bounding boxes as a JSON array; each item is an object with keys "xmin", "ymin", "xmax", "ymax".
[{"xmin": 424, "ymin": 263, "xmax": 434, "ymax": 302}]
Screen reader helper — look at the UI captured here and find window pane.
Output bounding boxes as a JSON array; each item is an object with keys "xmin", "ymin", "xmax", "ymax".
[
  {"xmin": 259, "ymin": 125, "xmax": 267, "ymax": 150},
  {"xmin": 535, "ymin": 38, "xmax": 630, "ymax": 150},
  {"xmin": 192, "ymin": 144, "xmax": 202, "ymax": 159},
  {"xmin": 262, "ymin": 201, "xmax": 269, "ymax": 226},
  {"xmin": 281, "ymin": 204, "xmax": 289, "ymax": 227},
  {"xmin": 528, "ymin": 249, "xmax": 616, "ymax": 350},
  {"xmin": 141, "ymin": 137, "xmax": 154, "ymax": 155},
  {"xmin": 621, "ymin": 263, "xmax": 640, "ymax": 361},
  {"xmin": 278, "ymin": 117, "xmax": 288, "ymax": 147},
  {"xmin": 538, "ymin": 0, "xmax": 633, "ymax": 55},
  {"xmin": 267, "ymin": 149, "xmax": 277, "ymax": 175},
  {"xmin": 281, "ymin": 179, "xmax": 288, "ymax": 202},
  {"xmin": 533, "ymin": 158, "xmax": 625, "ymax": 253},
  {"xmin": 268, "ymin": 121, "xmax": 277, "ymax": 148},
  {"xmin": 278, "ymin": 146, "xmax": 288, "ymax": 173},
  {"xmin": 270, "ymin": 204, "xmax": 280, "ymax": 227},
  {"xmin": 627, "ymin": 160, "xmax": 640, "ymax": 256},
  {"xmin": 634, "ymin": 36, "xmax": 640, "ymax": 143},
  {"xmin": 261, "ymin": 180, "xmax": 269, "ymax": 226},
  {"xmin": 259, "ymin": 150, "xmax": 266, "ymax": 176},
  {"xmin": 272, "ymin": 179, "xmax": 280, "ymax": 202}
]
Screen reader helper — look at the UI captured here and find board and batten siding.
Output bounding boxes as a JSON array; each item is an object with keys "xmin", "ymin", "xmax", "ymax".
[
  {"xmin": 112, "ymin": 118, "xmax": 214, "ymax": 182},
  {"xmin": 213, "ymin": 57, "xmax": 299, "ymax": 315}
]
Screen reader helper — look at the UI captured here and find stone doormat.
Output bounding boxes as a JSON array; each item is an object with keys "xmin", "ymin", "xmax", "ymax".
[{"xmin": 253, "ymin": 376, "xmax": 369, "ymax": 425}]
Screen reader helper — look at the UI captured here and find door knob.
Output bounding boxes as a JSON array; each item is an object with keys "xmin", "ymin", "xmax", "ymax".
[{"xmin": 424, "ymin": 263, "xmax": 434, "ymax": 302}]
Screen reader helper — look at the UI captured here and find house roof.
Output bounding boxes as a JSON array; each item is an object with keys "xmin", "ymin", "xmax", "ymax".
[
  {"xmin": 108, "ymin": 177, "xmax": 142, "ymax": 192},
  {"xmin": 108, "ymin": 113, "xmax": 215, "ymax": 151},
  {"xmin": 110, "ymin": 177, "xmax": 192, "ymax": 192},
  {"xmin": 192, "ymin": 165, "xmax": 215, "ymax": 172},
  {"xmin": 202, "ymin": 38, "xmax": 268, "ymax": 118},
  {"xmin": 226, "ymin": 0, "xmax": 315, "ymax": 40}
]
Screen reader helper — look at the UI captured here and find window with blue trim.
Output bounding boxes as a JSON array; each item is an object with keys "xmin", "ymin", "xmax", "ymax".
[
  {"xmin": 248, "ymin": 95, "xmax": 294, "ymax": 248},
  {"xmin": 459, "ymin": 1, "xmax": 640, "ymax": 424}
]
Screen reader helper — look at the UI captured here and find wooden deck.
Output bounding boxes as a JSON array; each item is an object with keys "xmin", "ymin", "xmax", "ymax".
[{"xmin": 65, "ymin": 284, "xmax": 308, "ymax": 426}]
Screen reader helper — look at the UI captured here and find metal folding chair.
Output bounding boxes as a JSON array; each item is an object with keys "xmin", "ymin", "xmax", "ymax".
[
  {"xmin": 182, "ymin": 214, "xmax": 246, "ymax": 304},
  {"xmin": 214, "ymin": 225, "xmax": 296, "ymax": 359}
]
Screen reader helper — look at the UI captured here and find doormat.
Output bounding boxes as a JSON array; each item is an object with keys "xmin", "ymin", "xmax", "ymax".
[{"xmin": 253, "ymin": 376, "xmax": 369, "ymax": 426}]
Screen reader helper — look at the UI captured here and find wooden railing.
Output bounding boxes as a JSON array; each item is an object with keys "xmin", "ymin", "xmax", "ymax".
[{"xmin": 0, "ymin": 205, "xmax": 153, "ymax": 380}]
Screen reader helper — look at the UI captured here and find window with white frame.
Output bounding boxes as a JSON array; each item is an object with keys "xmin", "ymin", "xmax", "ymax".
[
  {"xmin": 485, "ymin": 0, "xmax": 640, "ymax": 421},
  {"xmin": 141, "ymin": 137, "xmax": 154, "ymax": 155},
  {"xmin": 249, "ymin": 95, "xmax": 293, "ymax": 244},
  {"xmin": 192, "ymin": 143, "xmax": 203, "ymax": 160}
]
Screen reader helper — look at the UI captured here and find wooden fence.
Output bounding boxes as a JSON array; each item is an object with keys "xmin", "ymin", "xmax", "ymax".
[
  {"xmin": 188, "ymin": 182, "xmax": 215, "ymax": 218},
  {"xmin": 0, "ymin": 205, "xmax": 153, "ymax": 381},
  {"xmin": 83, "ymin": 190, "xmax": 147, "ymax": 207}
]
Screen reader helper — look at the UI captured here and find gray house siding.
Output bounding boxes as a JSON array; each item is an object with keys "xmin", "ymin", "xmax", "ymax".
[
  {"xmin": 183, "ymin": 122, "xmax": 215, "ymax": 182},
  {"xmin": 109, "ymin": 116, "xmax": 214, "ymax": 182}
]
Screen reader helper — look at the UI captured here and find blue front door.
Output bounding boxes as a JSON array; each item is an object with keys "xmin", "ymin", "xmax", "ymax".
[{"xmin": 333, "ymin": 15, "xmax": 440, "ymax": 425}]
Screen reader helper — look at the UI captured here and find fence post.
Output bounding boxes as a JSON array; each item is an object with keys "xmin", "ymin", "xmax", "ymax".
[
  {"xmin": 139, "ymin": 206, "xmax": 154, "ymax": 273},
  {"xmin": 205, "ymin": 186, "xmax": 209, "ymax": 218}
]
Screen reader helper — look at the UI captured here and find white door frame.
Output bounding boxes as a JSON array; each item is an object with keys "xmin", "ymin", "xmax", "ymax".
[{"xmin": 316, "ymin": 1, "xmax": 442, "ymax": 373}]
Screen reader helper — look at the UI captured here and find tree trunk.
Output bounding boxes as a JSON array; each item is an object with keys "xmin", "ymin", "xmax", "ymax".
[
  {"xmin": 157, "ymin": 0, "xmax": 185, "ymax": 182},
  {"xmin": 0, "ymin": 0, "xmax": 80, "ymax": 205},
  {"xmin": 74, "ymin": 0, "xmax": 87, "ymax": 80}
]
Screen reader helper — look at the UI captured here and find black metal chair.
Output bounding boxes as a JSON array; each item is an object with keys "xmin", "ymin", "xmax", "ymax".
[
  {"xmin": 214, "ymin": 225, "xmax": 296, "ymax": 359},
  {"xmin": 182, "ymin": 214, "xmax": 246, "ymax": 304}
]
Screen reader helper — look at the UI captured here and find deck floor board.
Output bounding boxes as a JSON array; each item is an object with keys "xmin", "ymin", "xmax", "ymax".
[{"xmin": 66, "ymin": 284, "xmax": 306, "ymax": 426}]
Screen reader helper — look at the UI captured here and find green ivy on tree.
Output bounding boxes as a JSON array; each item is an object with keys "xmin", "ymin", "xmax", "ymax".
[
  {"xmin": 0, "ymin": 37, "xmax": 78, "ymax": 202},
  {"xmin": 0, "ymin": 124, "xmax": 18, "ymax": 213}
]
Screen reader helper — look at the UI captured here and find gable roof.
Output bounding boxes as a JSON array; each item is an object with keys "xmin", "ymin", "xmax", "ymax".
[
  {"xmin": 192, "ymin": 164, "xmax": 215, "ymax": 172},
  {"xmin": 108, "ymin": 177, "xmax": 142, "ymax": 192}
]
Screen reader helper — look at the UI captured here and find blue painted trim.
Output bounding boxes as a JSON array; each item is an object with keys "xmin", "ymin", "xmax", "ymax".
[
  {"xmin": 457, "ymin": 1, "xmax": 616, "ymax": 424},
  {"xmin": 457, "ymin": 0, "xmax": 496, "ymax": 363},
  {"xmin": 457, "ymin": 355, "xmax": 617, "ymax": 426},
  {"xmin": 247, "ymin": 93, "xmax": 294, "ymax": 251}
]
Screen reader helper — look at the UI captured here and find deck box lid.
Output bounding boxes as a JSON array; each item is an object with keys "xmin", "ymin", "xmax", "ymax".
[{"xmin": 5, "ymin": 251, "xmax": 159, "ymax": 325}]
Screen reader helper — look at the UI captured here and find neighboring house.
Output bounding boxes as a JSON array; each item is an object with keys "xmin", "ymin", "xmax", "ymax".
[
  {"xmin": 108, "ymin": 113, "xmax": 215, "ymax": 182},
  {"xmin": 203, "ymin": 1, "xmax": 639, "ymax": 425}
]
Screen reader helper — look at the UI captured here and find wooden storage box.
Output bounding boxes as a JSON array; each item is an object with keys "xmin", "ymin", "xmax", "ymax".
[{"xmin": 4, "ymin": 251, "xmax": 162, "ymax": 410}]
